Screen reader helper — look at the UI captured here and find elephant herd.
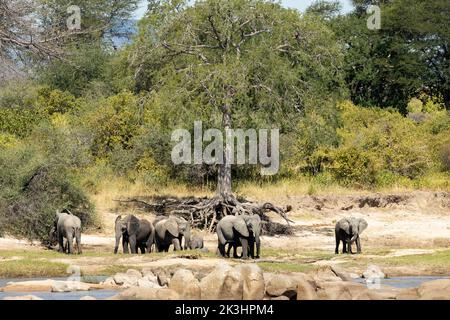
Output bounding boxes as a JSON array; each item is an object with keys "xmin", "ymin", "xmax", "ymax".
[{"xmin": 51, "ymin": 209, "xmax": 368, "ymax": 257}]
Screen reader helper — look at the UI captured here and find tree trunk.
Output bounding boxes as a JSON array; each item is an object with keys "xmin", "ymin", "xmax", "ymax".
[{"xmin": 217, "ymin": 104, "xmax": 232, "ymax": 197}]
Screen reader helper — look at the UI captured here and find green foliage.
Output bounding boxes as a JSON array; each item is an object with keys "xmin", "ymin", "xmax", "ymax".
[
  {"xmin": 86, "ymin": 91, "xmax": 142, "ymax": 158},
  {"xmin": 0, "ymin": 122, "xmax": 96, "ymax": 243}
]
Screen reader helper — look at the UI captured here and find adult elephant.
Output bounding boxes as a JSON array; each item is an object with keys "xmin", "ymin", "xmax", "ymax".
[
  {"xmin": 154, "ymin": 216, "xmax": 191, "ymax": 252},
  {"xmin": 216, "ymin": 214, "xmax": 261, "ymax": 259},
  {"xmin": 335, "ymin": 217, "xmax": 368, "ymax": 254},
  {"xmin": 54, "ymin": 209, "xmax": 82, "ymax": 254},
  {"xmin": 114, "ymin": 215, "xmax": 155, "ymax": 254}
]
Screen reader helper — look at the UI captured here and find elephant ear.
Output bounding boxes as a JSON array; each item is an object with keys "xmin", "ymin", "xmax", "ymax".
[
  {"xmin": 358, "ymin": 218, "xmax": 368, "ymax": 233},
  {"xmin": 233, "ymin": 217, "xmax": 249, "ymax": 237},
  {"xmin": 127, "ymin": 215, "xmax": 140, "ymax": 235},
  {"xmin": 166, "ymin": 219, "xmax": 179, "ymax": 237}
]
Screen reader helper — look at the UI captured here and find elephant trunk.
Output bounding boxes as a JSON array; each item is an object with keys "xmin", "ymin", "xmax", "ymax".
[
  {"xmin": 183, "ymin": 228, "xmax": 191, "ymax": 250},
  {"xmin": 255, "ymin": 230, "xmax": 261, "ymax": 258},
  {"xmin": 114, "ymin": 234, "xmax": 121, "ymax": 254},
  {"xmin": 350, "ymin": 233, "xmax": 358, "ymax": 243}
]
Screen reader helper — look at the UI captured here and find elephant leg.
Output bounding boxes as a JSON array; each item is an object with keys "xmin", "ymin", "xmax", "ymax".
[
  {"xmin": 342, "ymin": 239, "xmax": 347, "ymax": 254},
  {"xmin": 122, "ymin": 236, "xmax": 129, "ymax": 254},
  {"xmin": 241, "ymin": 238, "xmax": 249, "ymax": 259},
  {"xmin": 66, "ymin": 234, "xmax": 74, "ymax": 254},
  {"xmin": 218, "ymin": 243, "xmax": 226, "ymax": 257},
  {"xmin": 356, "ymin": 236, "xmax": 362, "ymax": 254},
  {"xmin": 335, "ymin": 233, "xmax": 340, "ymax": 254},
  {"xmin": 129, "ymin": 235, "xmax": 137, "ymax": 254},
  {"xmin": 58, "ymin": 232, "xmax": 64, "ymax": 253},
  {"xmin": 172, "ymin": 238, "xmax": 181, "ymax": 251},
  {"xmin": 76, "ymin": 230, "xmax": 82, "ymax": 254}
]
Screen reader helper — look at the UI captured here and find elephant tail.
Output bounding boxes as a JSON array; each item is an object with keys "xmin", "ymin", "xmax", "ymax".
[{"xmin": 216, "ymin": 224, "xmax": 226, "ymax": 245}]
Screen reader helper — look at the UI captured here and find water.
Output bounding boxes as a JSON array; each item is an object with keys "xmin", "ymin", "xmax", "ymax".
[
  {"xmin": 2, "ymin": 276, "xmax": 450, "ymax": 299},
  {"xmin": 353, "ymin": 276, "xmax": 450, "ymax": 289},
  {"xmin": 0, "ymin": 276, "xmax": 119, "ymax": 300}
]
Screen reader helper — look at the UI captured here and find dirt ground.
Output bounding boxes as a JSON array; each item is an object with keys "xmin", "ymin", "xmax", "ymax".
[{"xmin": 1, "ymin": 191, "xmax": 449, "ymax": 278}]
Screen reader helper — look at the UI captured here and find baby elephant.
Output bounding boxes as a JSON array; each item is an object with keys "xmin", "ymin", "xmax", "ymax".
[
  {"xmin": 188, "ymin": 235, "xmax": 204, "ymax": 250},
  {"xmin": 335, "ymin": 217, "xmax": 368, "ymax": 254},
  {"xmin": 55, "ymin": 209, "xmax": 82, "ymax": 254}
]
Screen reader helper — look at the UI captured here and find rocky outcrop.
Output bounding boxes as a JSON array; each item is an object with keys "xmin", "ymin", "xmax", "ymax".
[
  {"xmin": 265, "ymin": 273, "xmax": 315, "ymax": 299},
  {"xmin": 109, "ymin": 287, "xmax": 180, "ymax": 300},
  {"xmin": 169, "ymin": 269, "xmax": 201, "ymax": 300},
  {"xmin": 200, "ymin": 263, "xmax": 243, "ymax": 300},
  {"xmin": 417, "ymin": 279, "xmax": 450, "ymax": 300},
  {"xmin": 234, "ymin": 264, "xmax": 265, "ymax": 300}
]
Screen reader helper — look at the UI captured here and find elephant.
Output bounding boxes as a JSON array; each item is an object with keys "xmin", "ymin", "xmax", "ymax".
[
  {"xmin": 154, "ymin": 216, "xmax": 191, "ymax": 252},
  {"xmin": 216, "ymin": 214, "xmax": 261, "ymax": 259},
  {"xmin": 335, "ymin": 217, "xmax": 368, "ymax": 254},
  {"xmin": 114, "ymin": 215, "xmax": 155, "ymax": 254},
  {"xmin": 54, "ymin": 209, "xmax": 82, "ymax": 254},
  {"xmin": 188, "ymin": 235, "xmax": 204, "ymax": 250}
]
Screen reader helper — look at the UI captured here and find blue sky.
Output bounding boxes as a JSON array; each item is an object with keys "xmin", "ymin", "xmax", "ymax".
[{"xmin": 134, "ymin": 0, "xmax": 354, "ymax": 19}]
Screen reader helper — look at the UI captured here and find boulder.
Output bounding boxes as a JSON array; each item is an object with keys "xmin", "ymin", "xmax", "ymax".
[
  {"xmin": 297, "ymin": 278, "xmax": 318, "ymax": 300},
  {"xmin": 417, "ymin": 279, "xmax": 450, "ymax": 300},
  {"xmin": 169, "ymin": 269, "xmax": 201, "ymax": 300},
  {"xmin": 312, "ymin": 266, "xmax": 343, "ymax": 282},
  {"xmin": 2, "ymin": 279, "xmax": 56, "ymax": 292},
  {"xmin": 266, "ymin": 273, "xmax": 314, "ymax": 299},
  {"xmin": 137, "ymin": 277, "xmax": 162, "ymax": 289},
  {"xmin": 101, "ymin": 277, "xmax": 116, "ymax": 286},
  {"xmin": 155, "ymin": 270, "xmax": 170, "ymax": 287},
  {"xmin": 51, "ymin": 281, "xmax": 91, "ymax": 292},
  {"xmin": 316, "ymin": 281, "xmax": 367, "ymax": 300},
  {"xmin": 110, "ymin": 287, "xmax": 180, "ymax": 300},
  {"xmin": 80, "ymin": 296, "xmax": 97, "ymax": 300},
  {"xmin": 3, "ymin": 295, "xmax": 43, "ymax": 300},
  {"xmin": 113, "ymin": 271, "xmax": 142, "ymax": 288},
  {"xmin": 395, "ymin": 288, "xmax": 419, "ymax": 300},
  {"xmin": 126, "ymin": 269, "xmax": 143, "ymax": 278},
  {"xmin": 200, "ymin": 263, "xmax": 243, "ymax": 300},
  {"xmin": 235, "ymin": 264, "xmax": 265, "ymax": 300},
  {"xmin": 271, "ymin": 296, "xmax": 289, "ymax": 300}
]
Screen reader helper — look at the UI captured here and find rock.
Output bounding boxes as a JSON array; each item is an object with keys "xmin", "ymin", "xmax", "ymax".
[
  {"xmin": 110, "ymin": 287, "xmax": 180, "ymax": 300},
  {"xmin": 316, "ymin": 281, "xmax": 368, "ymax": 300},
  {"xmin": 362, "ymin": 265, "xmax": 386, "ymax": 281},
  {"xmin": 113, "ymin": 272, "xmax": 141, "ymax": 288},
  {"xmin": 169, "ymin": 269, "xmax": 201, "ymax": 300},
  {"xmin": 126, "ymin": 269, "xmax": 143, "ymax": 278},
  {"xmin": 395, "ymin": 288, "xmax": 419, "ymax": 300},
  {"xmin": 265, "ymin": 273, "xmax": 314, "ymax": 299},
  {"xmin": 101, "ymin": 277, "xmax": 116, "ymax": 286},
  {"xmin": 51, "ymin": 281, "xmax": 91, "ymax": 292},
  {"xmin": 271, "ymin": 296, "xmax": 289, "ymax": 300},
  {"xmin": 417, "ymin": 279, "xmax": 450, "ymax": 300},
  {"xmin": 235, "ymin": 264, "xmax": 265, "ymax": 300},
  {"xmin": 3, "ymin": 295, "xmax": 43, "ymax": 300},
  {"xmin": 200, "ymin": 248, "xmax": 209, "ymax": 253},
  {"xmin": 141, "ymin": 268, "xmax": 156, "ymax": 278},
  {"xmin": 80, "ymin": 296, "xmax": 97, "ymax": 300},
  {"xmin": 330, "ymin": 265, "xmax": 354, "ymax": 281},
  {"xmin": 2, "ymin": 279, "xmax": 56, "ymax": 292},
  {"xmin": 297, "ymin": 278, "xmax": 318, "ymax": 300},
  {"xmin": 137, "ymin": 278, "xmax": 162, "ymax": 289},
  {"xmin": 312, "ymin": 266, "xmax": 343, "ymax": 282},
  {"xmin": 155, "ymin": 270, "xmax": 170, "ymax": 287},
  {"xmin": 200, "ymin": 263, "xmax": 243, "ymax": 300}
]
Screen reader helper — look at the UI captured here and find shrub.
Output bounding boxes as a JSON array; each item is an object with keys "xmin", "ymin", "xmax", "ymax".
[{"xmin": 0, "ymin": 143, "xmax": 96, "ymax": 244}]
